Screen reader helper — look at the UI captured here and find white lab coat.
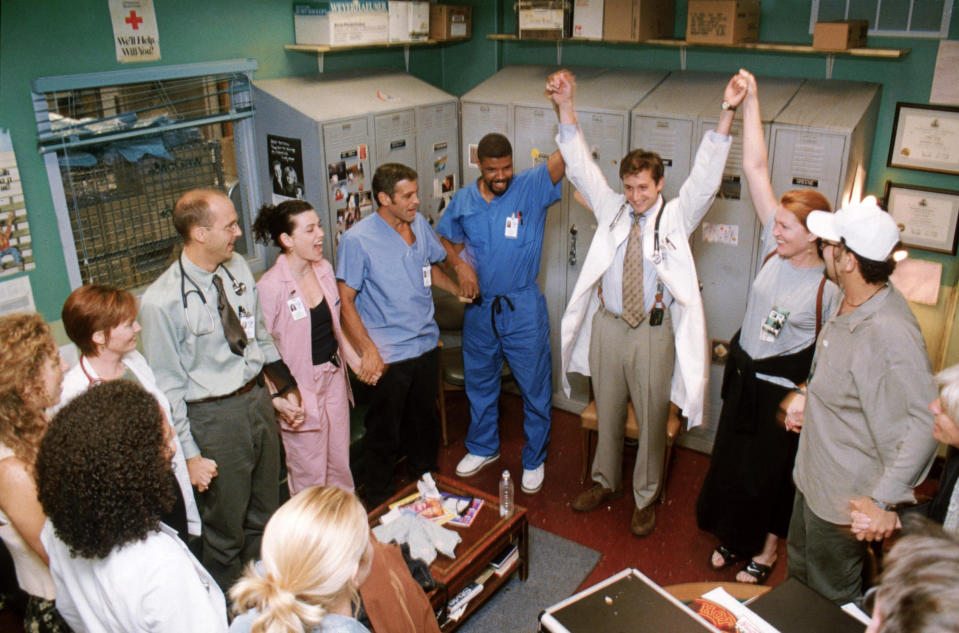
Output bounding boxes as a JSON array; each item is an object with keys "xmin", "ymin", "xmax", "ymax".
[
  {"xmin": 57, "ymin": 351, "xmax": 202, "ymax": 537},
  {"xmin": 557, "ymin": 127, "xmax": 732, "ymax": 429}
]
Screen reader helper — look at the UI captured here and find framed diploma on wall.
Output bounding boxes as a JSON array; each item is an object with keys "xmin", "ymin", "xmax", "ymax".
[
  {"xmin": 884, "ymin": 181, "xmax": 959, "ymax": 255},
  {"xmin": 887, "ymin": 103, "xmax": 959, "ymax": 175}
]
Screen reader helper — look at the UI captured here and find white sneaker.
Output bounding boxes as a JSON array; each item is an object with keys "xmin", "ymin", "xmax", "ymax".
[
  {"xmin": 521, "ymin": 463, "xmax": 545, "ymax": 494},
  {"xmin": 455, "ymin": 452, "xmax": 500, "ymax": 477}
]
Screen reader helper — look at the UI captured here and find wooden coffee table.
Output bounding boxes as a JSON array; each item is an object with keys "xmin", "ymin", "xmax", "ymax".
[{"xmin": 368, "ymin": 473, "xmax": 529, "ymax": 631}]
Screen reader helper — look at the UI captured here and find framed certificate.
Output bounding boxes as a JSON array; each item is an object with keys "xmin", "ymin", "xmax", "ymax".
[
  {"xmin": 887, "ymin": 103, "xmax": 959, "ymax": 175},
  {"xmin": 884, "ymin": 181, "xmax": 959, "ymax": 255}
]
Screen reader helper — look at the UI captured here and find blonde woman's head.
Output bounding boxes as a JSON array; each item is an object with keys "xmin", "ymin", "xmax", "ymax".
[{"xmin": 230, "ymin": 486, "xmax": 372, "ymax": 633}]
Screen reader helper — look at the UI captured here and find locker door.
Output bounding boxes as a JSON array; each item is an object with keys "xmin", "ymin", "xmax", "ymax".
[
  {"xmin": 631, "ymin": 115, "xmax": 694, "ymax": 201},
  {"xmin": 688, "ymin": 119, "xmax": 764, "ymax": 452},
  {"xmin": 415, "ymin": 102, "xmax": 460, "ymax": 226},
  {"xmin": 323, "ymin": 117, "xmax": 373, "ymax": 259},
  {"xmin": 374, "ymin": 109, "xmax": 417, "ymax": 174},
  {"xmin": 769, "ymin": 127, "xmax": 847, "ymax": 213},
  {"xmin": 461, "ymin": 101, "xmax": 509, "ymax": 183}
]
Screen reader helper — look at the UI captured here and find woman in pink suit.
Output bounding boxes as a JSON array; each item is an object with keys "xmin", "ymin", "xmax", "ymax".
[{"xmin": 254, "ymin": 200, "xmax": 360, "ymax": 495}]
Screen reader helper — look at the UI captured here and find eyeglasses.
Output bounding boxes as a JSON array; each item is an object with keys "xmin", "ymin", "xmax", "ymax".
[{"xmin": 203, "ymin": 221, "xmax": 240, "ymax": 234}]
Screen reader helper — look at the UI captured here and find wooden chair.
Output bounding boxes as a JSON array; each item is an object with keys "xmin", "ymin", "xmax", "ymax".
[{"xmin": 579, "ymin": 400, "xmax": 684, "ymax": 504}]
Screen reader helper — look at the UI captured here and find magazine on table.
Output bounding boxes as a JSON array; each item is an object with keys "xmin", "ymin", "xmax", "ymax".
[{"xmin": 441, "ymin": 493, "xmax": 485, "ymax": 527}]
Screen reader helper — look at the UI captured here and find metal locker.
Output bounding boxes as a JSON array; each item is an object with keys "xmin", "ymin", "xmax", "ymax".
[
  {"xmin": 253, "ymin": 69, "xmax": 460, "ymax": 265},
  {"xmin": 769, "ymin": 79, "xmax": 880, "ymax": 216}
]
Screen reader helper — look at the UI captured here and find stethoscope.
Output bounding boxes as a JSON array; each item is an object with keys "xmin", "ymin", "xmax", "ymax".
[
  {"xmin": 178, "ymin": 254, "xmax": 246, "ymax": 309},
  {"xmin": 609, "ymin": 198, "xmax": 667, "ymax": 264}
]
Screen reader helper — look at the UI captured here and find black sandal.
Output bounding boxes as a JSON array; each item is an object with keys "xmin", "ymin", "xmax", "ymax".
[
  {"xmin": 739, "ymin": 559, "xmax": 774, "ymax": 585},
  {"xmin": 709, "ymin": 545, "xmax": 744, "ymax": 570}
]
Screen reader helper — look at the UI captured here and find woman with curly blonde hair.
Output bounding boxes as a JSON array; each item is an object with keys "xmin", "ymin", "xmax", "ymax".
[
  {"xmin": 230, "ymin": 486, "xmax": 374, "ymax": 633},
  {"xmin": 0, "ymin": 313, "xmax": 71, "ymax": 632}
]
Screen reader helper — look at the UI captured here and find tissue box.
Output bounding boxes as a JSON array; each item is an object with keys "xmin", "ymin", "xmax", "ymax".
[
  {"xmin": 389, "ymin": 1, "xmax": 430, "ymax": 42},
  {"xmin": 686, "ymin": 0, "xmax": 760, "ymax": 45},
  {"xmin": 294, "ymin": 1, "xmax": 389, "ymax": 46},
  {"xmin": 813, "ymin": 20, "xmax": 868, "ymax": 50},
  {"xmin": 429, "ymin": 4, "xmax": 472, "ymax": 40},
  {"xmin": 603, "ymin": 0, "xmax": 674, "ymax": 42}
]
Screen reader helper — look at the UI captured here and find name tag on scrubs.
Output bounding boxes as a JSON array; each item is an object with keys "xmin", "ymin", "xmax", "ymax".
[
  {"xmin": 505, "ymin": 215, "xmax": 519, "ymax": 239},
  {"xmin": 422, "ymin": 264, "xmax": 432, "ymax": 287},
  {"xmin": 241, "ymin": 315, "xmax": 255, "ymax": 339},
  {"xmin": 287, "ymin": 297, "xmax": 307, "ymax": 320}
]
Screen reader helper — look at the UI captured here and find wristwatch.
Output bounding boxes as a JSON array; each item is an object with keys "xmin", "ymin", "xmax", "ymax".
[
  {"xmin": 721, "ymin": 100, "xmax": 736, "ymax": 111},
  {"xmin": 871, "ymin": 498, "xmax": 897, "ymax": 512}
]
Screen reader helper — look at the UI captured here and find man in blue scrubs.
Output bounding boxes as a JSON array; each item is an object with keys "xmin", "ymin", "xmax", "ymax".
[
  {"xmin": 437, "ymin": 133, "xmax": 565, "ymax": 494},
  {"xmin": 337, "ymin": 163, "xmax": 461, "ymax": 507}
]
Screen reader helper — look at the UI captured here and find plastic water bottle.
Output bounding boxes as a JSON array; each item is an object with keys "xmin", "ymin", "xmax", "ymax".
[{"xmin": 499, "ymin": 470, "xmax": 514, "ymax": 518}]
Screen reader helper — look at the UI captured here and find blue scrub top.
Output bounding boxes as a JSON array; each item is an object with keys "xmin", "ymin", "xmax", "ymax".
[
  {"xmin": 436, "ymin": 162, "xmax": 561, "ymax": 297},
  {"xmin": 336, "ymin": 212, "xmax": 446, "ymax": 364}
]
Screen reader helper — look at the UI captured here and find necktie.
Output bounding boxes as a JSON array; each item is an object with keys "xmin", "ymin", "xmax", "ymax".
[
  {"xmin": 621, "ymin": 213, "xmax": 645, "ymax": 328},
  {"xmin": 212, "ymin": 274, "xmax": 247, "ymax": 356}
]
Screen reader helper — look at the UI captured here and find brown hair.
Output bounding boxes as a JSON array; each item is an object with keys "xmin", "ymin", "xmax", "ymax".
[
  {"xmin": 780, "ymin": 189, "xmax": 832, "ymax": 229},
  {"xmin": 172, "ymin": 189, "xmax": 221, "ymax": 240},
  {"xmin": 0, "ymin": 313, "xmax": 58, "ymax": 464},
  {"xmin": 62, "ymin": 284, "xmax": 138, "ymax": 356},
  {"xmin": 252, "ymin": 200, "xmax": 315, "ymax": 251},
  {"xmin": 619, "ymin": 149, "xmax": 665, "ymax": 182},
  {"xmin": 372, "ymin": 163, "xmax": 418, "ymax": 205}
]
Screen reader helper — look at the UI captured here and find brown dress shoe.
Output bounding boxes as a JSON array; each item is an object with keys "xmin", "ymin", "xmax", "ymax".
[
  {"xmin": 571, "ymin": 483, "xmax": 623, "ymax": 512},
  {"xmin": 631, "ymin": 504, "xmax": 655, "ymax": 537}
]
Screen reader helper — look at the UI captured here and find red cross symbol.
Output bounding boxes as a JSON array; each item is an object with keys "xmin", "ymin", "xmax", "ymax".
[{"xmin": 125, "ymin": 10, "xmax": 144, "ymax": 30}]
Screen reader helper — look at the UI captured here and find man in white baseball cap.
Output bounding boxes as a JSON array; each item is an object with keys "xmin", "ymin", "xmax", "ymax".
[{"xmin": 785, "ymin": 195, "xmax": 939, "ymax": 604}]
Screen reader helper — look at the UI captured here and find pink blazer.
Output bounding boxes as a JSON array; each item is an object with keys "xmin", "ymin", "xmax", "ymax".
[{"xmin": 257, "ymin": 254, "xmax": 353, "ymax": 432}]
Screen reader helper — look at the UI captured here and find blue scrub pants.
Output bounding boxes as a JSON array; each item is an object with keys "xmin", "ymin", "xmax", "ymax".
[{"xmin": 462, "ymin": 285, "xmax": 551, "ymax": 469}]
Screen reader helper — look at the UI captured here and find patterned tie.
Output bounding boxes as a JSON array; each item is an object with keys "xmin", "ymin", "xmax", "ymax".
[
  {"xmin": 621, "ymin": 213, "xmax": 645, "ymax": 328},
  {"xmin": 212, "ymin": 274, "xmax": 247, "ymax": 356}
]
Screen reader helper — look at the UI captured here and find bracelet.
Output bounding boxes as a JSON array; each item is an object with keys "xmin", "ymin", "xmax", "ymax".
[
  {"xmin": 793, "ymin": 387, "xmax": 805, "ymax": 395},
  {"xmin": 721, "ymin": 100, "xmax": 736, "ymax": 111},
  {"xmin": 871, "ymin": 498, "xmax": 897, "ymax": 512}
]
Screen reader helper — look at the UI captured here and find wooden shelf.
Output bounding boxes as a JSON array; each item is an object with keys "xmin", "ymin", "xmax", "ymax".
[
  {"xmin": 488, "ymin": 33, "xmax": 909, "ymax": 59},
  {"xmin": 286, "ymin": 38, "xmax": 469, "ymax": 72}
]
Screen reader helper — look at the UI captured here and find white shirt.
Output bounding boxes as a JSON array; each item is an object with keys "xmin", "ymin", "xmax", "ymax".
[{"xmin": 42, "ymin": 521, "xmax": 227, "ymax": 633}]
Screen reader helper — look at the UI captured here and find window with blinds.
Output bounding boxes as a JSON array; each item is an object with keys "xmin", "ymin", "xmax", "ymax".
[
  {"xmin": 810, "ymin": 0, "xmax": 954, "ymax": 38},
  {"xmin": 33, "ymin": 59, "xmax": 259, "ymax": 290}
]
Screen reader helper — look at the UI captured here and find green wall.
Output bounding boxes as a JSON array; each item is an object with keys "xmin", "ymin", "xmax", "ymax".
[{"xmin": 2, "ymin": 0, "xmax": 958, "ymax": 324}]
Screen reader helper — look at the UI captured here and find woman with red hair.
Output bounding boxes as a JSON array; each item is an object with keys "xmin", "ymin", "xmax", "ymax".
[{"xmin": 696, "ymin": 71, "xmax": 842, "ymax": 584}]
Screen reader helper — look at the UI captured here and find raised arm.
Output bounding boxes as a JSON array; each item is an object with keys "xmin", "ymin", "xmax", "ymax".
[
  {"xmin": 715, "ymin": 72, "xmax": 747, "ymax": 137},
  {"xmin": 739, "ymin": 69, "xmax": 778, "ymax": 226}
]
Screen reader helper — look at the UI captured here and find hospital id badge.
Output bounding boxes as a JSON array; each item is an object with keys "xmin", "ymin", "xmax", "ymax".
[
  {"xmin": 287, "ymin": 297, "xmax": 307, "ymax": 320},
  {"xmin": 760, "ymin": 306, "xmax": 789, "ymax": 342},
  {"xmin": 240, "ymin": 315, "xmax": 255, "ymax": 339},
  {"xmin": 422, "ymin": 264, "xmax": 432, "ymax": 287},
  {"xmin": 505, "ymin": 215, "xmax": 519, "ymax": 239}
]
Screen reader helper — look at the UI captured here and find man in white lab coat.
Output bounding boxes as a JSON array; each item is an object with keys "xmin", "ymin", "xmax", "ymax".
[{"xmin": 547, "ymin": 69, "xmax": 746, "ymax": 536}]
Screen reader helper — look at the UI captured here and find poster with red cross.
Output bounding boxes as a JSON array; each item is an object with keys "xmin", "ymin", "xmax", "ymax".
[{"xmin": 109, "ymin": 0, "xmax": 161, "ymax": 63}]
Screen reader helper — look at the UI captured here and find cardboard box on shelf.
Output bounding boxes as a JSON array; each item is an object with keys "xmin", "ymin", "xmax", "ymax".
[
  {"xmin": 389, "ymin": 1, "xmax": 430, "ymax": 42},
  {"xmin": 812, "ymin": 20, "xmax": 868, "ymax": 50},
  {"xmin": 294, "ymin": 1, "xmax": 389, "ymax": 46},
  {"xmin": 686, "ymin": 0, "xmax": 760, "ymax": 45},
  {"xmin": 518, "ymin": 0, "xmax": 571, "ymax": 40},
  {"xmin": 429, "ymin": 4, "xmax": 472, "ymax": 40},
  {"xmin": 603, "ymin": 0, "xmax": 675, "ymax": 42},
  {"xmin": 572, "ymin": 0, "xmax": 604, "ymax": 39}
]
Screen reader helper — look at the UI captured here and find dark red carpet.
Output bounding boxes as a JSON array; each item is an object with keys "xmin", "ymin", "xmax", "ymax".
[{"xmin": 436, "ymin": 391, "xmax": 789, "ymax": 592}]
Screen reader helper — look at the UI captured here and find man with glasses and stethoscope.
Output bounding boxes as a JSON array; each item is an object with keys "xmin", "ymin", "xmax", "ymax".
[{"xmin": 140, "ymin": 188, "xmax": 304, "ymax": 592}]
